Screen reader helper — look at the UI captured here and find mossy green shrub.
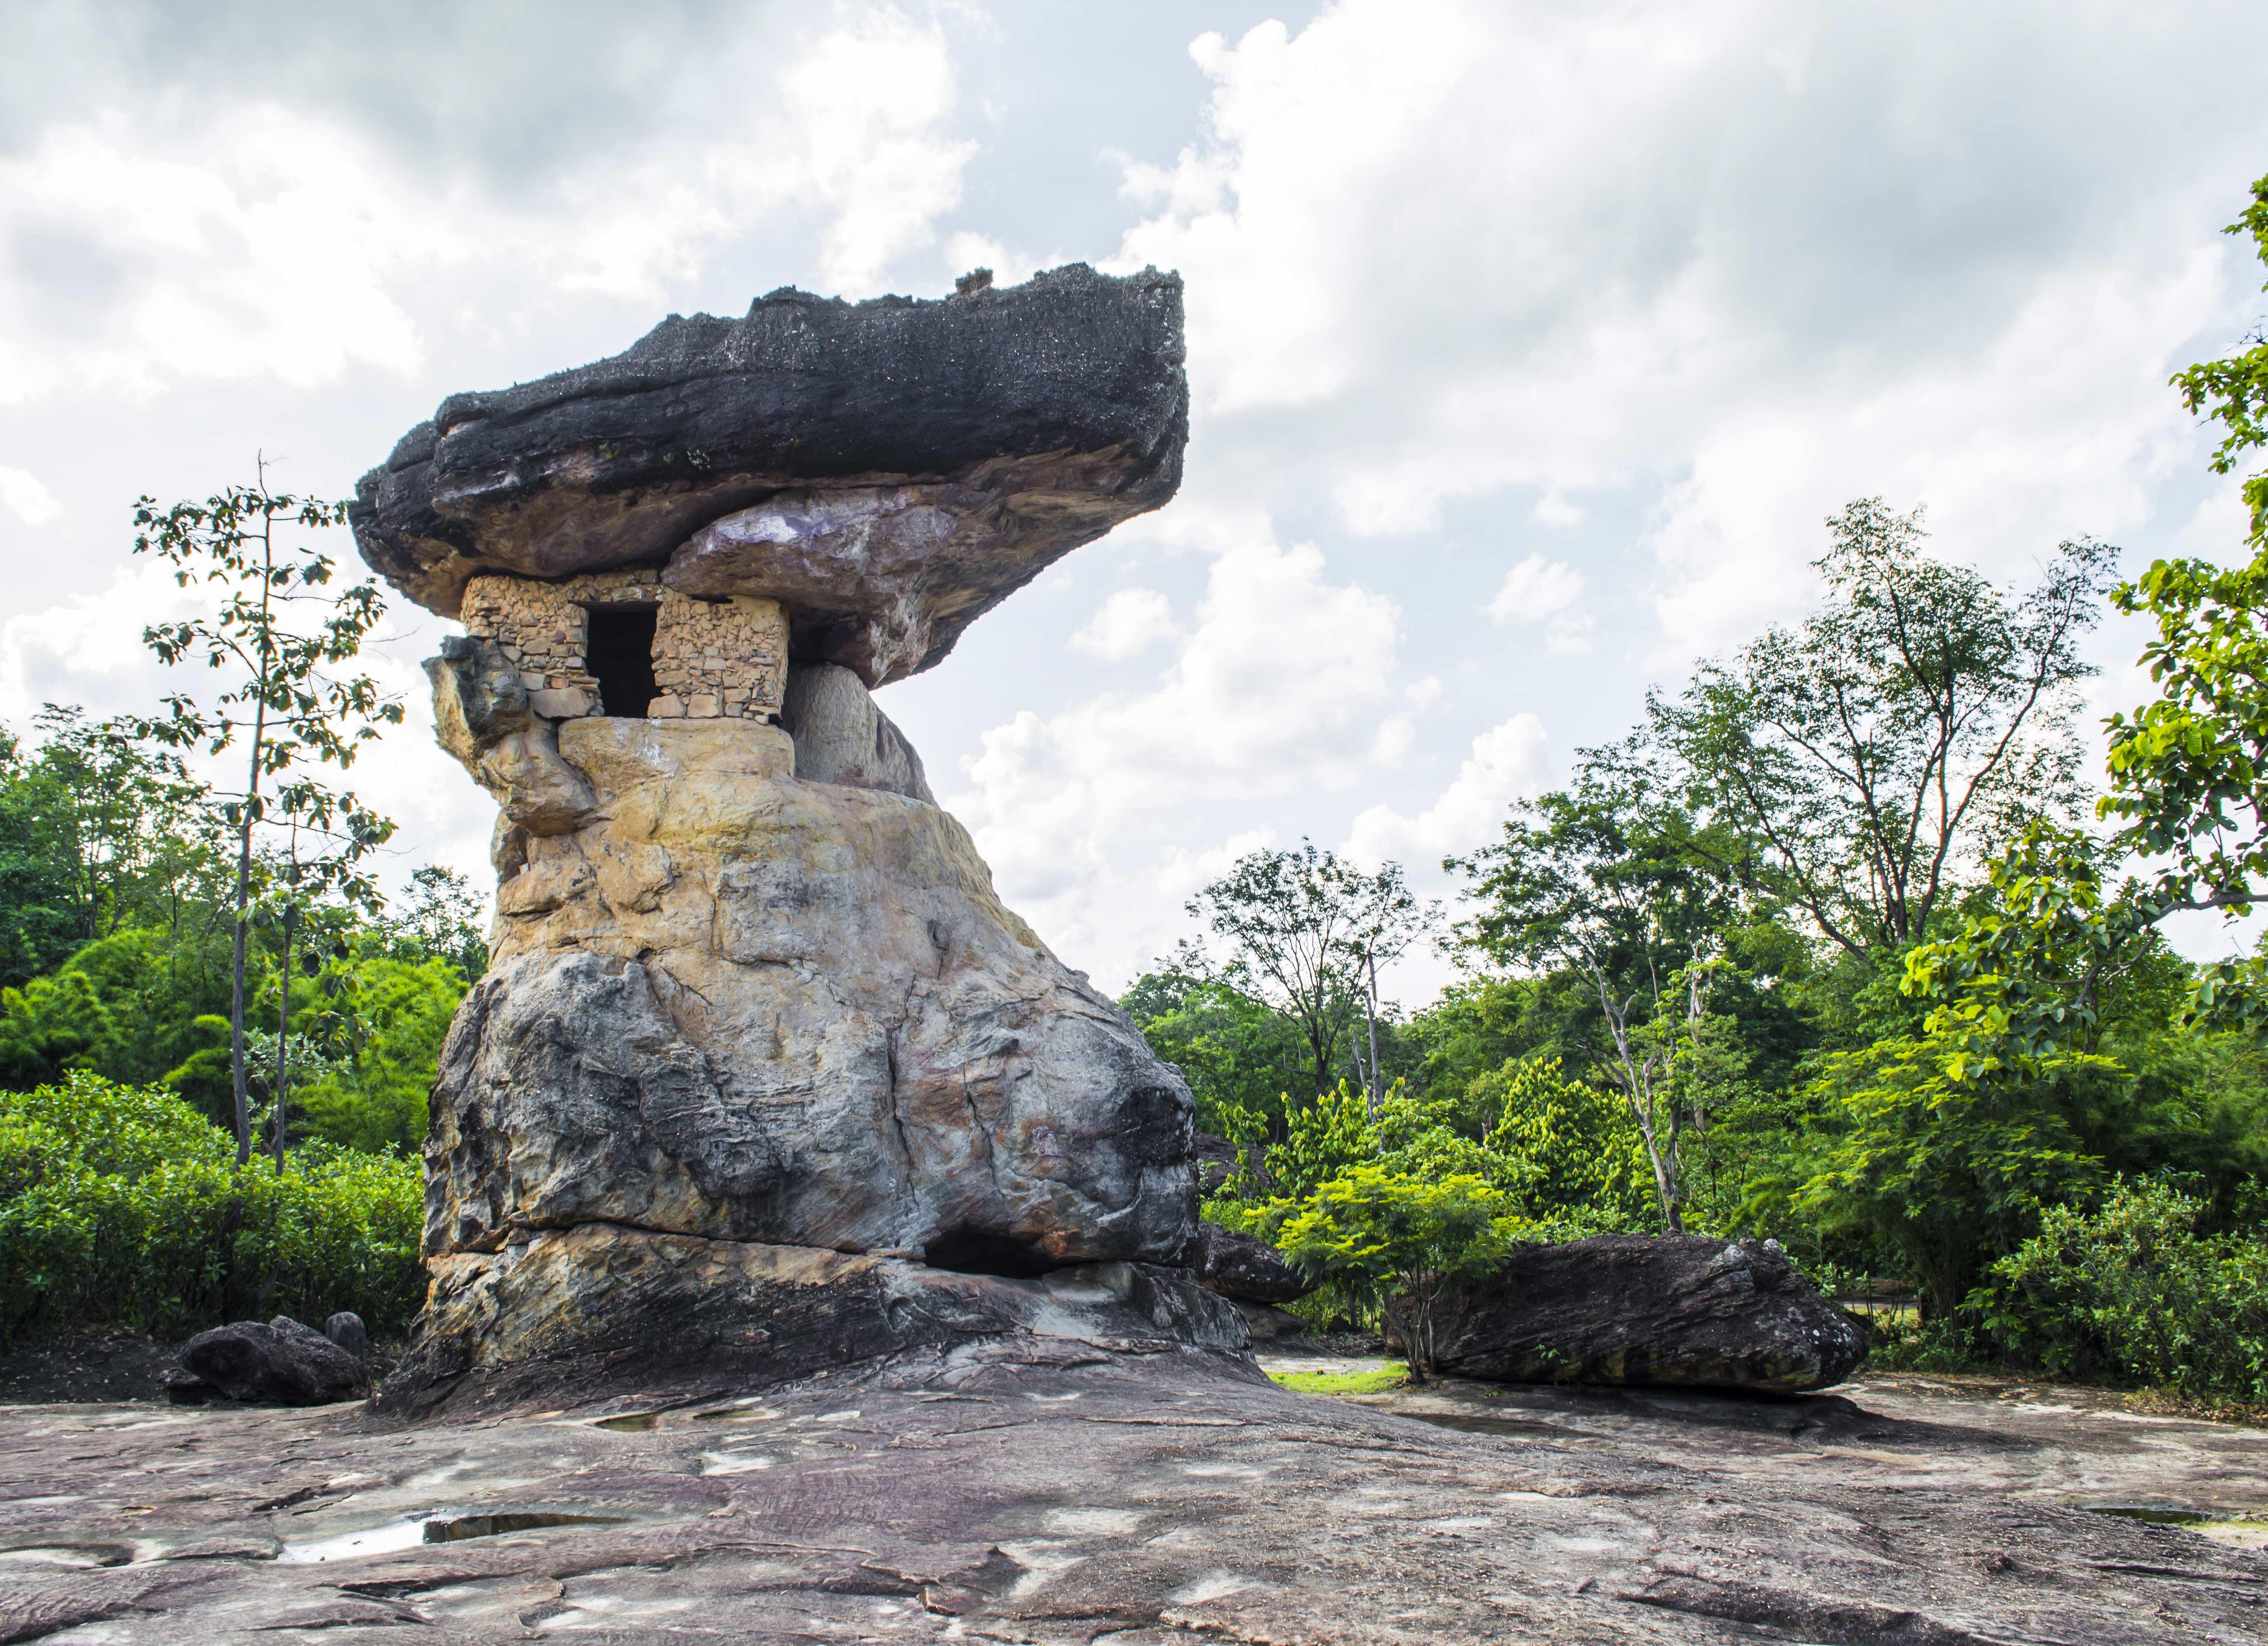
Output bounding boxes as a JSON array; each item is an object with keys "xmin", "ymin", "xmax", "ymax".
[
  {"xmin": 1980, "ymin": 1177, "xmax": 2268, "ymax": 1399},
  {"xmin": 0, "ymin": 1071, "xmax": 423, "ymax": 1346}
]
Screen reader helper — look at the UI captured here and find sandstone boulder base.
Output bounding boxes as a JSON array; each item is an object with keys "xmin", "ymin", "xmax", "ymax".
[
  {"xmin": 1435, "ymin": 1234, "xmax": 1869, "ymax": 1393},
  {"xmin": 384, "ymin": 708, "xmax": 1211, "ymax": 1414},
  {"xmin": 170, "ymin": 1317, "xmax": 367, "ymax": 1406},
  {"xmin": 351, "ymin": 264, "xmax": 1187, "ymax": 684}
]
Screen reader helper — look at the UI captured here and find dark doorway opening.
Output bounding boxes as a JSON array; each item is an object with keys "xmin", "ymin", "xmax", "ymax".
[
  {"xmin": 585, "ymin": 606, "xmax": 658, "ymax": 718},
  {"xmin": 922, "ymin": 1228, "xmax": 1060, "ymax": 1279}
]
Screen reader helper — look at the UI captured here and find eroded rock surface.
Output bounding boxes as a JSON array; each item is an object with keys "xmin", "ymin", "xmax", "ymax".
[
  {"xmin": 171, "ymin": 1317, "xmax": 367, "ymax": 1407},
  {"xmin": 392, "ymin": 713, "xmax": 1203, "ymax": 1413},
  {"xmin": 4, "ymin": 1359, "xmax": 2260, "ymax": 1643},
  {"xmin": 1190, "ymin": 1221, "xmax": 1312, "ymax": 1305},
  {"xmin": 350, "ymin": 264, "xmax": 1186, "ymax": 683},
  {"xmin": 1436, "ymin": 1234, "xmax": 1869, "ymax": 1393}
]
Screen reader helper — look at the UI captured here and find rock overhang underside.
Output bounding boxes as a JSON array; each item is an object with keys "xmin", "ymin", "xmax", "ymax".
[{"xmin": 350, "ymin": 262, "xmax": 1187, "ymax": 686}]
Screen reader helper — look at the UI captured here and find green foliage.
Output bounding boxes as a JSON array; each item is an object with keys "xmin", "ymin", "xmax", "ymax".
[
  {"xmin": 2169, "ymin": 172, "xmax": 2268, "ymax": 550},
  {"xmin": 1475, "ymin": 1056, "xmax": 1653, "ymax": 1226},
  {"xmin": 1122, "ymin": 946, "xmax": 1311, "ymax": 1143},
  {"xmin": 1262, "ymin": 1166, "xmax": 1517, "ymax": 1381},
  {"xmin": 0, "ymin": 1072, "xmax": 423, "ymax": 1347},
  {"xmin": 1649, "ymin": 498, "xmax": 2115, "ymax": 960},
  {"xmin": 1983, "ymin": 1178, "xmax": 2268, "ymax": 1400},
  {"xmin": 294, "ymin": 954, "xmax": 465, "ymax": 1154}
]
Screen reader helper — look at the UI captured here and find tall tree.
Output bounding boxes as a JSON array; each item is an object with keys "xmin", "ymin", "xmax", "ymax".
[
  {"xmin": 1454, "ymin": 762, "xmax": 1764, "ymax": 1231},
  {"xmin": 1188, "ymin": 843, "xmax": 1432, "ymax": 1101},
  {"xmin": 1651, "ymin": 499, "xmax": 2117, "ymax": 961},
  {"xmin": 133, "ymin": 469, "xmax": 401, "ymax": 1164}
]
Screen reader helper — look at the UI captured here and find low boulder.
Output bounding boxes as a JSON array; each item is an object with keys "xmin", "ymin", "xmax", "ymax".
[
  {"xmin": 1435, "ymin": 1235, "xmax": 1867, "ymax": 1393},
  {"xmin": 176, "ymin": 1317, "xmax": 369, "ymax": 1406},
  {"xmin": 324, "ymin": 1311, "xmax": 369, "ymax": 1363},
  {"xmin": 1190, "ymin": 1222, "xmax": 1311, "ymax": 1305}
]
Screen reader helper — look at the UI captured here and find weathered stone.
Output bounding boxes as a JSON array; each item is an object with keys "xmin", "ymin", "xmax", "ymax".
[
  {"xmin": 527, "ymin": 685, "xmax": 591, "ymax": 718},
  {"xmin": 398, "ymin": 713, "xmax": 1199, "ymax": 1410},
  {"xmin": 1435, "ymin": 1234, "xmax": 1869, "ymax": 1393},
  {"xmin": 780, "ymin": 662, "xmax": 934, "ymax": 803},
  {"xmin": 1190, "ymin": 1220, "xmax": 1312, "ymax": 1305},
  {"xmin": 323, "ymin": 1311, "xmax": 367, "ymax": 1362},
  {"xmin": 351, "ymin": 265, "xmax": 1187, "ymax": 684},
  {"xmin": 176, "ymin": 1317, "xmax": 367, "ymax": 1406},
  {"xmin": 379, "ymin": 1223, "xmax": 1247, "ymax": 1418},
  {"xmin": 6, "ymin": 1359, "xmax": 2255, "ymax": 1643}
]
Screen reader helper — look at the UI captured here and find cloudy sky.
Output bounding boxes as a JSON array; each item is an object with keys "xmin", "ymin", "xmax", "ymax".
[{"xmin": 3, "ymin": 0, "xmax": 2265, "ymax": 1004}]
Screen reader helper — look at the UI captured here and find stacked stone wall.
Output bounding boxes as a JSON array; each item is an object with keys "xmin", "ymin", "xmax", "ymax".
[{"xmin": 459, "ymin": 571, "xmax": 786, "ymax": 721}]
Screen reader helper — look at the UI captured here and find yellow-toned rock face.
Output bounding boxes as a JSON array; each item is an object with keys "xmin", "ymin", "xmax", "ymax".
[{"xmin": 428, "ymin": 715, "xmax": 1197, "ymax": 1281}]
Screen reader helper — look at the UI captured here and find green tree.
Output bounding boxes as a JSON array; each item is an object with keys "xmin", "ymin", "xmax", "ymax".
[
  {"xmin": 1651, "ymin": 499, "xmax": 2117, "ymax": 961},
  {"xmin": 1267, "ymin": 1167, "xmax": 1514, "ymax": 1382},
  {"xmin": 2170, "ymin": 172, "xmax": 2268, "ymax": 552},
  {"xmin": 1187, "ymin": 843, "xmax": 1433, "ymax": 1101},
  {"xmin": 133, "ymin": 469, "xmax": 402, "ymax": 1164}
]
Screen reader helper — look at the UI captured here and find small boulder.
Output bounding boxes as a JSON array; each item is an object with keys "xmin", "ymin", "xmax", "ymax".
[
  {"xmin": 178, "ymin": 1317, "xmax": 368, "ymax": 1406},
  {"xmin": 324, "ymin": 1311, "xmax": 369, "ymax": 1363},
  {"xmin": 1435, "ymin": 1235, "xmax": 1867, "ymax": 1393},
  {"xmin": 1190, "ymin": 1222, "xmax": 1311, "ymax": 1305}
]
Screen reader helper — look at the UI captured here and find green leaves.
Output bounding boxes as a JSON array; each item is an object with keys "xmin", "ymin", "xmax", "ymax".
[
  {"xmin": 0, "ymin": 1072, "xmax": 422, "ymax": 1347},
  {"xmin": 2169, "ymin": 172, "xmax": 2268, "ymax": 550}
]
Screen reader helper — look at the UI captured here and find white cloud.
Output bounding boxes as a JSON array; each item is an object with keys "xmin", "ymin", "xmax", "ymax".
[
  {"xmin": 1487, "ymin": 554, "xmax": 1593, "ymax": 656},
  {"xmin": 942, "ymin": 527, "xmax": 1399, "ymax": 970},
  {"xmin": 0, "ymin": 465, "xmax": 61, "ymax": 526},
  {"xmin": 0, "ymin": 8, "xmax": 976, "ymax": 404},
  {"xmin": 1114, "ymin": 0, "xmax": 2266, "ymax": 663},
  {"xmin": 1343, "ymin": 712, "xmax": 1549, "ymax": 869},
  {"xmin": 1069, "ymin": 587, "xmax": 1180, "ymax": 661}
]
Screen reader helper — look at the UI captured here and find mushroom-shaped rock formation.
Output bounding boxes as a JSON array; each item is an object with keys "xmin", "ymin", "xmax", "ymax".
[
  {"xmin": 360, "ymin": 268, "xmax": 1232, "ymax": 1417},
  {"xmin": 352, "ymin": 262, "xmax": 1185, "ymax": 686}
]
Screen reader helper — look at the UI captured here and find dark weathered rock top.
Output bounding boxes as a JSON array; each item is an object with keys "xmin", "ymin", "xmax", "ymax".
[{"xmin": 351, "ymin": 263, "xmax": 1187, "ymax": 679}]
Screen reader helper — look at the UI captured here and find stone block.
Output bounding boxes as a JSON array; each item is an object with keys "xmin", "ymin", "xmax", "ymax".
[{"xmin": 530, "ymin": 686, "xmax": 593, "ymax": 719}]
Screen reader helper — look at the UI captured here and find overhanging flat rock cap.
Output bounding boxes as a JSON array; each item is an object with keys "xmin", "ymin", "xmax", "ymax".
[{"xmin": 351, "ymin": 263, "xmax": 1187, "ymax": 678}]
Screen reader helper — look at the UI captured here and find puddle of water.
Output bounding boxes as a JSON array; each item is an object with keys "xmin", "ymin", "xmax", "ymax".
[
  {"xmin": 425, "ymin": 1512, "xmax": 627, "ymax": 1544},
  {"xmin": 277, "ymin": 1516, "xmax": 434, "ymax": 1565},
  {"xmin": 279, "ymin": 1511, "xmax": 630, "ymax": 1564},
  {"xmin": 0, "ymin": 1544, "xmax": 133, "ymax": 1568},
  {"xmin": 594, "ymin": 1413, "xmax": 660, "ymax": 1432}
]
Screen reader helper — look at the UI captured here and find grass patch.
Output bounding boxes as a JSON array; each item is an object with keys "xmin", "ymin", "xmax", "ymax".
[{"xmin": 1268, "ymin": 1362, "xmax": 1410, "ymax": 1396}]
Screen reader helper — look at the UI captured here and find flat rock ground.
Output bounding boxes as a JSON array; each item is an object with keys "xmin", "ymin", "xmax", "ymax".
[{"xmin": 3, "ymin": 1347, "xmax": 2265, "ymax": 1644}]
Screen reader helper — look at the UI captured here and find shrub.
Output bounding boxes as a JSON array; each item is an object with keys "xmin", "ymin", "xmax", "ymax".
[
  {"xmin": 1980, "ymin": 1177, "xmax": 2268, "ymax": 1399},
  {"xmin": 0, "ymin": 1071, "xmax": 424, "ymax": 1347}
]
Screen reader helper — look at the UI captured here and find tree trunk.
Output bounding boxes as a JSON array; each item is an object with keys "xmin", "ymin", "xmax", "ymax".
[
  {"xmin": 272, "ymin": 897, "xmax": 296, "ymax": 1169},
  {"xmin": 1363, "ymin": 951, "xmax": 1383, "ymax": 1113},
  {"xmin": 226, "ymin": 822, "xmax": 254, "ymax": 1168}
]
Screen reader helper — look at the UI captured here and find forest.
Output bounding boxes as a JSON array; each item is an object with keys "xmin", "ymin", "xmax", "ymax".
[{"xmin": 5, "ymin": 175, "xmax": 2268, "ymax": 1402}]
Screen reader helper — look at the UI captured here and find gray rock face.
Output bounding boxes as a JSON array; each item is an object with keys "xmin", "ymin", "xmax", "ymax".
[
  {"xmin": 1436, "ymin": 1234, "xmax": 1869, "ymax": 1392},
  {"xmin": 780, "ymin": 662, "xmax": 934, "ymax": 803},
  {"xmin": 10, "ymin": 1359, "xmax": 2255, "ymax": 1644},
  {"xmin": 379, "ymin": 1225, "xmax": 1248, "ymax": 1419},
  {"xmin": 1190, "ymin": 1221, "xmax": 1312, "ymax": 1305},
  {"xmin": 351, "ymin": 264, "xmax": 1186, "ymax": 684},
  {"xmin": 175, "ymin": 1317, "xmax": 367, "ymax": 1406},
  {"xmin": 390, "ymin": 715, "xmax": 1204, "ymax": 1411},
  {"xmin": 323, "ymin": 1311, "xmax": 367, "ymax": 1362}
]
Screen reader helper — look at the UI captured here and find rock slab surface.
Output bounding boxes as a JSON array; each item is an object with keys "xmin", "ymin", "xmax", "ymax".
[
  {"xmin": 1435, "ymin": 1234, "xmax": 1869, "ymax": 1392},
  {"xmin": 3, "ymin": 1359, "xmax": 2258, "ymax": 1644}
]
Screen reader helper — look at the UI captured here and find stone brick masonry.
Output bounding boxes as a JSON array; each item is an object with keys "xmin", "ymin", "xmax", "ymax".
[{"xmin": 459, "ymin": 570, "xmax": 787, "ymax": 721}]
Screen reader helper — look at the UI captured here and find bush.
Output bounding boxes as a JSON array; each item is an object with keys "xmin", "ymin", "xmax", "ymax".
[
  {"xmin": 1980, "ymin": 1177, "xmax": 2268, "ymax": 1399},
  {"xmin": 0, "ymin": 1071, "xmax": 424, "ymax": 1347}
]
